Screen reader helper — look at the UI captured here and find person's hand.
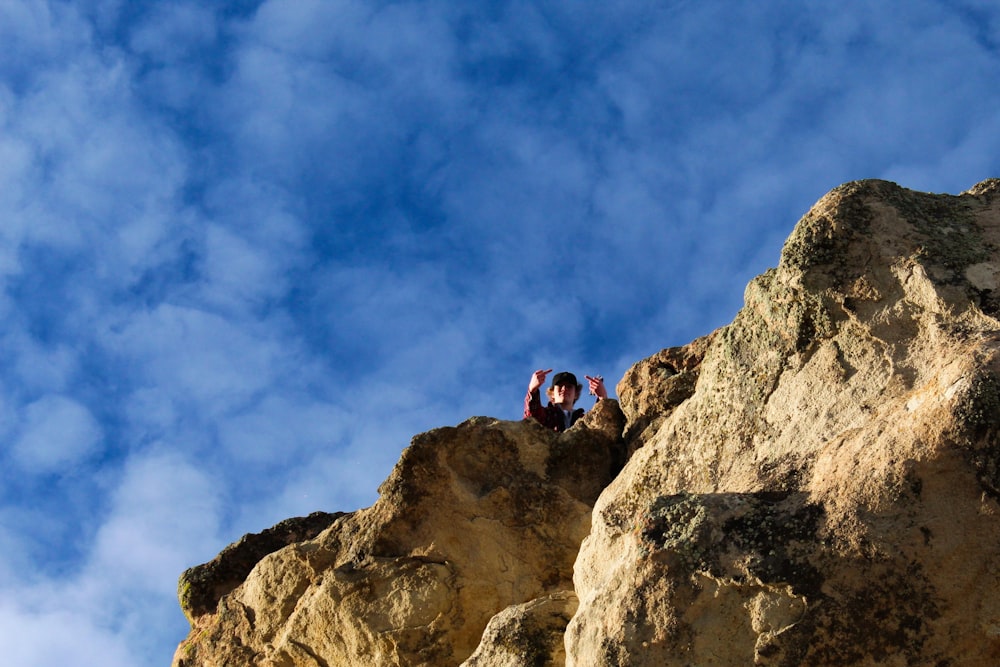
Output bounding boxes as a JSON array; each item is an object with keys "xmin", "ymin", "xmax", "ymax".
[
  {"xmin": 585, "ymin": 375, "xmax": 607, "ymax": 399},
  {"xmin": 528, "ymin": 368, "xmax": 552, "ymax": 393}
]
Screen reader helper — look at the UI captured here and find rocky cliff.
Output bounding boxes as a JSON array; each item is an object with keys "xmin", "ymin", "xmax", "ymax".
[{"xmin": 172, "ymin": 179, "xmax": 1000, "ymax": 666}]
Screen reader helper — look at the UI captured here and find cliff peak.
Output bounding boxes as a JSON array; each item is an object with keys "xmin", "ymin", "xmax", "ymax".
[{"xmin": 174, "ymin": 179, "xmax": 1000, "ymax": 666}]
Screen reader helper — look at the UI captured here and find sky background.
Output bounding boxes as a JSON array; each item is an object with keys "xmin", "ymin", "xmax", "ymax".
[{"xmin": 2, "ymin": 1, "xmax": 999, "ymax": 665}]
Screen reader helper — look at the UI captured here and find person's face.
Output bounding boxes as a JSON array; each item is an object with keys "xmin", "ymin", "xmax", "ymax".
[{"xmin": 551, "ymin": 382, "xmax": 578, "ymax": 406}]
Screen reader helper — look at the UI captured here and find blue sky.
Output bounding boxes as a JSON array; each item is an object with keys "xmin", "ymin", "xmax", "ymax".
[{"xmin": 1, "ymin": 1, "xmax": 998, "ymax": 664}]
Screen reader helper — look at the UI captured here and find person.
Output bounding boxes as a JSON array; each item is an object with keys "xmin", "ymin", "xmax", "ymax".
[{"xmin": 523, "ymin": 368, "xmax": 607, "ymax": 432}]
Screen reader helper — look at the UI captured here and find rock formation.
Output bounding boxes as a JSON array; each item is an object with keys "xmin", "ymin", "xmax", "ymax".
[
  {"xmin": 173, "ymin": 404, "xmax": 626, "ymax": 667},
  {"xmin": 173, "ymin": 179, "xmax": 1000, "ymax": 666}
]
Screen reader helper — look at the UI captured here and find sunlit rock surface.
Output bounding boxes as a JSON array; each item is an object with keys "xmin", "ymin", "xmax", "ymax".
[
  {"xmin": 174, "ymin": 179, "xmax": 1000, "ymax": 666},
  {"xmin": 173, "ymin": 402, "xmax": 625, "ymax": 666},
  {"xmin": 571, "ymin": 178, "xmax": 1000, "ymax": 666}
]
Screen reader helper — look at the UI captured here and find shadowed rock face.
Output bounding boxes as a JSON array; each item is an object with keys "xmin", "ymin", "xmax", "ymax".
[{"xmin": 174, "ymin": 179, "xmax": 1000, "ymax": 667}]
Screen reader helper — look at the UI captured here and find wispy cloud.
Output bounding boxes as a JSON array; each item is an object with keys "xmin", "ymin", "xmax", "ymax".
[{"xmin": 12, "ymin": 394, "xmax": 103, "ymax": 473}]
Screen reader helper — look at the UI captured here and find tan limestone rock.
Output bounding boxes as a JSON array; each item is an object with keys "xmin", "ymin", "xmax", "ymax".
[
  {"xmin": 461, "ymin": 591, "xmax": 578, "ymax": 667},
  {"xmin": 178, "ymin": 511, "xmax": 341, "ymax": 623},
  {"xmin": 172, "ymin": 403, "xmax": 625, "ymax": 667},
  {"xmin": 568, "ymin": 179, "xmax": 1000, "ymax": 666},
  {"xmin": 616, "ymin": 332, "xmax": 715, "ymax": 449}
]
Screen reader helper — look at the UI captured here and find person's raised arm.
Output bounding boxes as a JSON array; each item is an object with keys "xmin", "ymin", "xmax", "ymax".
[
  {"xmin": 585, "ymin": 374, "xmax": 608, "ymax": 400},
  {"xmin": 528, "ymin": 368, "xmax": 552, "ymax": 394},
  {"xmin": 524, "ymin": 368, "xmax": 553, "ymax": 421}
]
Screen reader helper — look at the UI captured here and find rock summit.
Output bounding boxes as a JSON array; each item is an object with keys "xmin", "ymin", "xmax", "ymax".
[{"xmin": 174, "ymin": 179, "xmax": 1000, "ymax": 666}]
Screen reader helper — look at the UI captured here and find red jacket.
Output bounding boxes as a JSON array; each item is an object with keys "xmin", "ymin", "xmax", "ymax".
[{"xmin": 524, "ymin": 389, "xmax": 585, "ymax": 432}]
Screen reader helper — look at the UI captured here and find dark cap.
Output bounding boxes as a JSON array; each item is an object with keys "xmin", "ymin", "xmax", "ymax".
[{"xmin": 551, "ymin": 371, "xmax": 579, "ymax": 387}]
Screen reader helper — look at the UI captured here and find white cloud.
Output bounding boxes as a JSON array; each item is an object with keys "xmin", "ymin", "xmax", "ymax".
[
  {"xmin": 0, "ymin": 1, "xmax": 92, "ymax": 67},
  {"xmin": 0, "ymin": 450, "xmax": 219, "ymax": 667},
  {"xmin": 87, "ymin": 450, "xmax": 222, "ymax": 594},
  {"xmin": 199, "ymin": 223, "xmax": 291, "ymax": 311},
  {"xmin": 128, "ymin": 3, "xmax": 217, "ymax": 64},
  {"xmin": 887, "ymin": 112, "xmax": 1000, "ymax": 193},
  {"xmin": 106, "ymin": 304, "xmax": 285, "ymax": 410},
  {"xmin": 0, "ymin": 604, "xmax": 135, "ymax": 667},
  {"xmin": 217, "ymin": 395, "xmax": 350, "ymax": 465},
  {"xmin": 11, "ymin": 394, "xmax": 102, "ymax": 473},
  {"xmin": 3, "ymin": 334, "xmax": 78, "ymax": 398}
]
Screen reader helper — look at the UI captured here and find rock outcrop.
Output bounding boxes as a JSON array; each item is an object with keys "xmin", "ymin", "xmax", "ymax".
[
  {"xmin": 174, "ymin": 403, "xmax": 626, "ymax": 666},
  {"xmin": 173, "ymin": 179, "xmax": 1000, "ymax": 666}
]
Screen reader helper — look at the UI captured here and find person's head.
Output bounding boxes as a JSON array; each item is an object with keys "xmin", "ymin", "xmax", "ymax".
[{"xmin": 546, "ymin": 371, "xmax": 582, "ymax": 408}]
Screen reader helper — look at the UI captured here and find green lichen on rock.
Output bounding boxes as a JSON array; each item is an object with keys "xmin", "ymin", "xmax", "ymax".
[
  {"xmin": 882, "ymin": 186, "xmax": 989, "ymax": 275},
  {"xmin": 779, "ymin": 180, "xmax": 879, "ymax": 274},
  {"xmin": 720, "ymin": 493, "xmax": 824, "ymax": 596},
  {"xmin": 956, "ymin": 368, "xmax": 1000, "ymax": 436},
  {"xmin": 637, "ymin": 492, "xmax": 823, "ymax": 594},
  {"xmin": 954, "ymin": 366, "xmax": 1000, "ymax": 499},
  {"xmin": 494, "ymin": 622, "xmax": 562, "ymax": 667},
  {"xmin": 637, "ymin": 493, "xmax": 711, "ymax": 570},
  {"xmin": 716, "ymin": 269, "xmax": 836, "ymax": 408}
]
